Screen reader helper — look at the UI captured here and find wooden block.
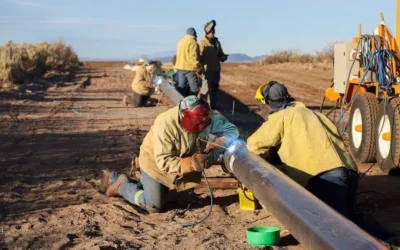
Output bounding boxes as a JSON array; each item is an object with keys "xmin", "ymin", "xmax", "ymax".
[{"xmin": 195, "ymin": 177, "xmax": 238, "ymax": 189}]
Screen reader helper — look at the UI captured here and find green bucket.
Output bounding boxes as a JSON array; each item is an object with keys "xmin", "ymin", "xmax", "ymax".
[{"xmin": 246, "ymin": 226, "xmax": 280, "ymax": 247}]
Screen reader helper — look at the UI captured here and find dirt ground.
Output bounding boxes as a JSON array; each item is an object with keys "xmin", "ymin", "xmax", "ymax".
[{"xmin": 1, "ymin": 62, "xmax": 400, "ymax": 250}]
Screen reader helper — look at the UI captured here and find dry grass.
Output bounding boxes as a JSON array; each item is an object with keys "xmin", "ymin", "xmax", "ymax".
[
  {"xmin": 258, "ymin": 42, "xmax": 341, "ymax": 66},
  {"xmin": 0, "ymin": 40, "xmax": 82, "ymax": 86}
]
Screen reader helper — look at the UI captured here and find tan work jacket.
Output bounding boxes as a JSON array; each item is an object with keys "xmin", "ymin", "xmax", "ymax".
[
  {"xmin": 139, "ymin": 106, "xmax": 239, "ymax": 191},
  {"xmin": 247, "ymin": 102, "xmax": 358, "ymax": 187}
]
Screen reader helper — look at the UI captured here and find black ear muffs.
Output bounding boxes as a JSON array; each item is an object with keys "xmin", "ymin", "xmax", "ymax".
[
  {"xmin": 263, "ymin": 81, "xmax": 291, "ymax": 104},
  {"xmin": 263, "ymin": 81, "xmax": 278, "ymax": 103}
]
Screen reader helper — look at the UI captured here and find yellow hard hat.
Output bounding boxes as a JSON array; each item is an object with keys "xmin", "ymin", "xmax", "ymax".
[{"xmin": 255, "ymin": 83, "xmax": 268, "ymax": 104}]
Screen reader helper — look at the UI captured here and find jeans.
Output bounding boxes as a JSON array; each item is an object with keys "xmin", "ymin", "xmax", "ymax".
[
  {"xmin": 176, "ymin": 70, "xmax": 200, "ymax": 96},
  {"xmin": 131, "ymin": 91, "xmax": 150, "ymax": 107},
  {"xmin": 306, "ymin": 167, "xmax": 359, "ymax": 220},
  {"xmin": 200, "ymin": 71, "xmax": 220, "ymax": 109},
  {"xmin": 110, "ymin": 169, "xmax": 169, "ymax": 212}
]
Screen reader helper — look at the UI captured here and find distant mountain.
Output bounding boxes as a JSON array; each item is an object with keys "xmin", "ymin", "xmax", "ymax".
[
  {"xmin": 151, "ymin": 55, "xmax": 174, "ymax": 63},
  {"xmin": 149, "ymin": 53, "xmax": 265, "ymax": 63},
  {"xmin": 82, "ymin": 52, "xmax": 265, "ymax": 63},
  {"xmin": 225, "ymin": 53, "xmax": 264, "ymax": 63}
]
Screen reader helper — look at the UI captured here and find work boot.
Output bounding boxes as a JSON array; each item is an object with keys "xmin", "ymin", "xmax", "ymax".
[
  {"xmin": 122, "ymin": 95, "xmax": 133, "ymax": 107},
  {"xmin": 98, "ymin": 169, "xmax": 114, "ymax": 194},
  {"xmin": 137, "ymin": 202, "xmax": 161, "ymax": 213},
  {"xmin": 105, "ymin": 174, "xmax": 129, "ymax": 197}
]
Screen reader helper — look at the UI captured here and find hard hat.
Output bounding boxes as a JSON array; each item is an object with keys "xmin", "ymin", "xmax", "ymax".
[
  {"xmin": 255, "ymin": 83, "xmax": 268, "ymax": 104},
  {"xmin": 179, "ymin": 96, "xmax": 212, "ymax": 134},
  {"xmin": 139, "ymin": 56, "xmax": 149, "ymax": 64},
  {"xmin": 255, "ymin": 81, "xmax": 281, "ymax": 104}
]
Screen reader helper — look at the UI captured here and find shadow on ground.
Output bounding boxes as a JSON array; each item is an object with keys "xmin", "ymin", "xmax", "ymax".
[
  {"xmin": 0, "ymin": 127, "xmax": 147, "ymax": 219},
  {"xmin": 0, "ymin": 67, "xmax": 107, "ymax": 102}
]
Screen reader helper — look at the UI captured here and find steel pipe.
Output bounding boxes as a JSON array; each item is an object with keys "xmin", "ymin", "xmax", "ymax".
[
  {"xmin": 159, "ymin": 80, "xmax": 387, "ymax": 249},
  {"xmin": 159, "ymin": 81, "xmax": 183, "ymax": 105},
  {"xmin": 223, "ymin": 146, "xmax": 387, "ymax": 250}
]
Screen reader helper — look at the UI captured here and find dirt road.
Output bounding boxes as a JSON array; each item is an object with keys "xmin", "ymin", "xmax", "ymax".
[{"xmin": 0, "ymin": 62, "xmax": 399, "ymax": 249}]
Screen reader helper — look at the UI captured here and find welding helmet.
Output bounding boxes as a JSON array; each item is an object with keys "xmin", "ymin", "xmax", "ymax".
[
  {"xmin": 179, "ymin": 96, "xmax": 212, "ymax": 134},
  {"xmin": 204, "ymin": 20, "xmax": 216, "ymax": 34}
]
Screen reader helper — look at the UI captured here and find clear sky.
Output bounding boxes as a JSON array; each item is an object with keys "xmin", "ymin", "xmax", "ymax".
[{"xmin": 0, "ymin": 0, "xmax": 397, "ymax": 59}]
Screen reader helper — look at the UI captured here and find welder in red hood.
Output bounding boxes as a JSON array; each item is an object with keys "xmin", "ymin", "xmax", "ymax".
[{"xmin": 98, "ymin": 95, "xmax": 239, "ymax": 213}]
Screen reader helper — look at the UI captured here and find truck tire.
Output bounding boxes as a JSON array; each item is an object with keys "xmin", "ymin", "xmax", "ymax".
[
  {"xmin": 376, "ymin": 97, "xmax": 400, "ymax": 174},
  {"xmin": 348, "ymin": 92, "xmax": 378, "ymax": 162}
]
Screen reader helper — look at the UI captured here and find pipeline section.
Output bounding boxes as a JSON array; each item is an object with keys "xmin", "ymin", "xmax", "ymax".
[
  {"xmin": 159, "ymin": 81, "xmax": 387, "ymax": 250},
  {"xmin": 223, "ymin": 146, "xmax": 386, "ymax": 250}
]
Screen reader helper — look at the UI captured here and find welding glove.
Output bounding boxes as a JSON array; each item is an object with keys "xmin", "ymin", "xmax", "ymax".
[
  {"xmin": 204, "ymin": 136, "xmax": 227, "ymax": 165},
  {"xmin": 194, "ymin": 63, "xmax": 203, "ymax": 77},
  {"xmin": 199, "ymin": 77, "xmax": 209, "ymax": 96},
  {"xmin": 144, "ymin": 81, "xmax": 154, "ymax": 88},
  {"xmin": 180, "ymin": 153, "xmax": 212, "ymax": 174}
]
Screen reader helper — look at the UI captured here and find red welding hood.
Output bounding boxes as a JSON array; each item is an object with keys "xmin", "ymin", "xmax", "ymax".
[{"xmin": 179, "ymin": 100, "xmax": 212, "ymax": 134}]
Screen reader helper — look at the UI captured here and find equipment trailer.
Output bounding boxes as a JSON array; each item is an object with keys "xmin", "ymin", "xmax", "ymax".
[{"xmin": 324, "ymin": 1, "xmax": 400, "ymax": 174}]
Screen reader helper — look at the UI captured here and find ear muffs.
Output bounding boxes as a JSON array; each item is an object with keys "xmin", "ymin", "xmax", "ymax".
[
  {"xmin": 263, "ymin": 81, "xmax": 278, "ymax": 103},
  {"xmin": 263, "ymin": 81, "xmax": 292, "ymax": 105}
]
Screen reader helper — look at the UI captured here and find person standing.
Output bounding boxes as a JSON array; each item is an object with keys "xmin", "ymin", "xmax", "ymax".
[
  {"xmin": 198, "ymin": 20, "xmax": 228, "ymax": 110},
  {"xmin": 175, "ymin": 28, "xmax": 202, "ymax": 97}
]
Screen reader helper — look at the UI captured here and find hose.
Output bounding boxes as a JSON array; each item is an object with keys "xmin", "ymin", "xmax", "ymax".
[
  {"xmin": 67, "ymin": 84, "xmax": 172, "ymax": 117},
  {"xmin": 167, "ymin": 169, "xmax": 213, "ymax": 227}
]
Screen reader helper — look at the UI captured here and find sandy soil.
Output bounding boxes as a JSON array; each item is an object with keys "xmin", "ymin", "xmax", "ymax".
[{"xmin": 0, "ymin": 62, "xmax": 399, "ymax": 250}]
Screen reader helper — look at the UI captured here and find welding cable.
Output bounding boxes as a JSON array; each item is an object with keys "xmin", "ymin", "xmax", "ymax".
[
  {"xmin": 167, "ymin": 169, "xmax": 213, "ymax": 227},
  {"xmin": 376, "ymin": 49, "xmax": 395, "ymax": 91},
  {"xmin": 335, "ymin": 39, "xmax": 363, "ymax": 132},
  {"xmin": 337, "ymin": 49, "xmax": 399, "ymax": 135},
  {"xmin": 336, "ymin": 36, "xmax": 380, "ymax": 132},
  {"xmin": 335, "ymin": 35, "xmax": 378, "ymax": 131},
  {"xmin": 334, "ymin": 52, "xmax": 375, "ymax": 131},
  {"xmin": 67, "ymin": 84, "xmax": 172, "ymax": 117},
  {"xmin": 319, "ymin": 79, "xmax": 334, "ymax": 114}
]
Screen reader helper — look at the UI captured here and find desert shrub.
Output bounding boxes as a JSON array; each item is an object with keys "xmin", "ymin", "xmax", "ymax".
[
  {"xmin": 258, "ymin": 41, "xmax": 344, "ymax": 66},
  {"xmin": 0, "ymin": 40, "xmax": 81, "ymax": 85}
]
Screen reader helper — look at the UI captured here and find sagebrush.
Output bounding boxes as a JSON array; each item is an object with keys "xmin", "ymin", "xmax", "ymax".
[
  {"xmin": 258, "ymin": 42, "xmax": 342, "ymax": 65},
  {"xmin": 0, "ymin": 40, "xmax": 81, "ymax": 85}
]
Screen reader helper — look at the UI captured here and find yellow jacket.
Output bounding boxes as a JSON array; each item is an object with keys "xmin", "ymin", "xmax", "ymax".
[
  {"xmin": 139, "ymin": 106, "xmax": 239, "ymax": 191},
  {"xmin": 247, "ymin": 102, "xmax": 358, "ymax": 187},
  {"xmin": 198, "ymin": 37, "xmax": 225, "ymax": 72},
  {"xmin": 131, "ymin": 64, "xmax": 153, "ymax": 96},
  {"xmin": 175, "ymin": 34, "xmax": 200, "ymax": 71}
]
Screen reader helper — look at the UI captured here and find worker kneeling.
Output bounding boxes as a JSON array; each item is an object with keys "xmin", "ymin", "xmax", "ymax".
[
  {"xmin": 248, "ymin": 81, "xmax": 359, "ymax": 220},
  {"xmin": 123, "ymin": 60, "xmax": 157, "ymax": 108},
  {"xmin": 99, "ymin": 96, "xmax": 239, "ymax": 213}
]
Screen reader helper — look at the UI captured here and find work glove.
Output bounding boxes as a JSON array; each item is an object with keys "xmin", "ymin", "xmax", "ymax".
[
  {"xmin": 144, "ymin": 81, "xmax": 153, "ymax": 88},
  {"xmin": 219, "ymin": 54, "xmax": 228, "ymax": 62},
  {"xmin": 180, "ymin": 153, "xmax": 212, "ymax": 174},
  {"xmin": 204, "ymin": 136, "xmax": 227, "ymax": 165},
  {"xmin": 204, "ymin": 136, "xmax": 226, "ymax": 153},
  {"xmin": 194, "ymin": 63, "xmax": 203, "ymax": 77}
]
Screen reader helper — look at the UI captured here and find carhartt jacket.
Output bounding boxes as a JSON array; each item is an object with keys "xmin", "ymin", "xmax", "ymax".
[
  {"xmin": 139, "ymin": 106, "xmax": 239, "ymax": 191},
  {"xmin": 247, "ymin": 102, "xmax": 358, "ymax": 187},
  {"xmin": 175, "ymin": 34, "xmax": 200, "ymax": 71}
]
